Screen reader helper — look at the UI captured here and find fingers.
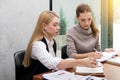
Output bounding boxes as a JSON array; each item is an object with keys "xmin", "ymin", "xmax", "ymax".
[
  {"xmin": 105, "ymin": 48, "xmax": 115, "ymax": 52},
  {"xmin": 82, "ymin": 57, "xmax": 98, "ymax": 68},
  {"xmin": 89, "ymin": 52, "xmax": 102, "ymax": 59},
  {"xmin": 89, "ymin": 57, "xmax": 97, "ymax": 68}
]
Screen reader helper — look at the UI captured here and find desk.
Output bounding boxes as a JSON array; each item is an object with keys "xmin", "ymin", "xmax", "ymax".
[
  {"xmin": 33, "ymin": 62, "xmax": 120, "ymax": 80},
  {"xmin": 33, "ymin": 53, "xmax": 120, "ymax": 80},
  {"xmin": 103, "ymin": 63, "xmax": 120, "ymax": 80},
  {"xmin": 33, "ymin": 68, "xmax": 74, "ymax": 80}
]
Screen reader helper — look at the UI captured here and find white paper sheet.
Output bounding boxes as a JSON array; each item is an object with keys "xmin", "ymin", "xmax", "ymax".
[
  {"xmin": 43, "ymin": 70, "xmax": 106, "ymax": 80},
  {"xmin": 96, "ymin": 51, "xmax": 119, "ymax": 62},
  {"xmin": 75, "ymin": 62, "xmax": 103, "ymax": 74},
  {"xmin": 107, "ymin": 56, "xmax": 120, "ymax": 64}
]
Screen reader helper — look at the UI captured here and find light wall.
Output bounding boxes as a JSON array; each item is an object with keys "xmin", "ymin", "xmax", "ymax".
[{"xmin": 0, "ymin": 0, "xmax": 49, "ymax": 80}]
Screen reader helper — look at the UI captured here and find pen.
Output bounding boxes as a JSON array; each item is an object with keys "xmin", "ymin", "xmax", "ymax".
[{"xmin": 93, "ymin": 48, "xmax": 98, "ymax": 52}]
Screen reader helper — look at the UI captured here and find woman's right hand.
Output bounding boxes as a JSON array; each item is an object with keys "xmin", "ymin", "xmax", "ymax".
[
  {"xmin": 80, "ymin": 57, "xmax": 97, "ymax": 68},
  {"xmin": 89, "ymin": 52, "xmax": 102, "ymax": 59}
]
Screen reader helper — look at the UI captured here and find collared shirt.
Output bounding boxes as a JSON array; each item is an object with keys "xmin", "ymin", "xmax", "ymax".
[
  {"xmin": 31, "ymin": 38, "xmax": 62, "ymax": 70},
  {"xmin": 45, "ymin": 37, "xmax": 55, "ymax": 57}
]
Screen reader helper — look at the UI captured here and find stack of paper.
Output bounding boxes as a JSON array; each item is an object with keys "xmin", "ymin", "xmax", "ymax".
[
  {"xmin": 75, "ymin": 62, "xmax": 103, "ymax": 74},
  {"xmin": 76, "ymin": 66, "xmax": 103, "ymax": 74}
]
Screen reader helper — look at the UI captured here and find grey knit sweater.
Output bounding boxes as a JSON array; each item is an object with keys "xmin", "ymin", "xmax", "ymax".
[{"xmin": 66, "ymin": 24, "xmax": 101, "ymax": 58}]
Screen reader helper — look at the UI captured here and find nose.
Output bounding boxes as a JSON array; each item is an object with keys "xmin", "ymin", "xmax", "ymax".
[
  {"xmin": 57, "ymin": 25, "xmax": 60, "ymax": 30},
  {"xmin": 85, "ymin": 21, "xmax": 89, "ymax": 25}
]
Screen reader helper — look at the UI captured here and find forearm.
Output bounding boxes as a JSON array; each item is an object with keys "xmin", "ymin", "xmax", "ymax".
[
  {"xmin": 73, "ymin": 52, "xmax": 91, "ymax": 59},
  {"xmin": 56, "ymin": 59, "xmax": 83, "ymax": 69}
]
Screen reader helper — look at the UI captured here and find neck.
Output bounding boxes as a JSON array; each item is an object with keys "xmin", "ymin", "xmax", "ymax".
[{"xmin": 44, "ymin": 34, "xmax": 53, "ymax": 41}]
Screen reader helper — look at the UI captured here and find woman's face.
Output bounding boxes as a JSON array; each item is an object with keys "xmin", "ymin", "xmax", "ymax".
[
  {"xmin": 77, "ymin": 12, "xmax": 92, "ymax": 30},
  {"xmin": 44, "ymin": 17, "xmax": 60, "ymax": 38}
]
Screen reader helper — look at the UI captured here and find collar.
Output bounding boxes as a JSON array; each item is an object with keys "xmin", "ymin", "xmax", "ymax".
[
  {"xmin": 44, "ymin": 37, "xmax": 54, "ymax": 46},
  {"xmin": 76, "ymin": 24, "xmax": 92, "ymax": 36}
]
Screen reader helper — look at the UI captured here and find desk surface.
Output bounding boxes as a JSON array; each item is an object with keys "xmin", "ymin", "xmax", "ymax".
[
  {"xmin": 103, "ymin": 63, "xmax": 120, "ymax": 80},
  {"xmin": 33, "ymin": 54, "xmax": 120, "ymax": 80},
  {"xmin": 33, "ymin": 63, "xmax": 120, "ymax": 80}
]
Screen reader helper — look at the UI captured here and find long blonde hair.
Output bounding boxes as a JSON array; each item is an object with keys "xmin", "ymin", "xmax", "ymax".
[
  {"xmin": 23, "ymin": 11, "xmax": 59, "ymax": 67},
  {"xmin": 76, "ymin": 3, "xmax": 99, "ymax": 37}
]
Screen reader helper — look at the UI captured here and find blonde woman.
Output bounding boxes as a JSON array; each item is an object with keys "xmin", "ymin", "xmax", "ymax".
[{"xmin": 23, "ymin": 10, "xmax": 97, "ymax": 80}]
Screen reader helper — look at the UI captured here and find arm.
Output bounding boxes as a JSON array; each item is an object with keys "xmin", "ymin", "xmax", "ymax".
[
  {"xmin": 31, "ymin": 41, "xmax": 97, "ymax": 70},
  {"xmin": 57, "ymin": 57, "xmax": 97, "ymax": 69},
  {"xmin": 66, "ymin": 34, "xmax": 95, "ymax": 59},
  {"xmin": 31, "ymin": 41, "xmax": 62, "ymax": 70},
  {"xmin": 67, "ymin": 31, "xmax": 102, "ymax": 59},
  {"xmin": 73, "ymin": 52, "xmax": 94, "ymax": 59}
]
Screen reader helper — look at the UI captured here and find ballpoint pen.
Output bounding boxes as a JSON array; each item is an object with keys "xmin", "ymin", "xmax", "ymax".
[{"xmin": 93, "ymin": 48, "xmax": 98, "ymax": 52}]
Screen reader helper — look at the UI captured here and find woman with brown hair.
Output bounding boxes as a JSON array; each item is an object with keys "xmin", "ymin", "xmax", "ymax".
[
  {"xmin": 66, "ymin": 3, "xmax": 102, "ymax": 59},
  {"xmin": 22, "ymin": 10, "xmax": 97, "ymax": 80},
  {"xmin": 66, "ymin": 3, "xmax": 114, "ymax": 59}
]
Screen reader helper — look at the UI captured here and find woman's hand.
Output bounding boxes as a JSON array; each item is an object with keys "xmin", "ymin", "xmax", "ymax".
[
  {"xmin": 105, "ymin": 48, "xmax": 115, "ymax": 52},
  {"xmin": 89, "ymin": 52, "xmax": 102, "ymax": 59},
  {"xmin": 81, "ymin": 57, "xmax": 97, "ymax": 68}
]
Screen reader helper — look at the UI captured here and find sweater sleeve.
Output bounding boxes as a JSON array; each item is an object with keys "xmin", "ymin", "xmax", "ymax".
[{"xmin": 66, "ymin": 30, "xmax": 78, "ymax": 58}]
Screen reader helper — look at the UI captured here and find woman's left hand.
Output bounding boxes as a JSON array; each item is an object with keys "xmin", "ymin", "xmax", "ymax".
[{"xmin": 105, "ymin": 48, "xmax": 115, "ymax": 52}]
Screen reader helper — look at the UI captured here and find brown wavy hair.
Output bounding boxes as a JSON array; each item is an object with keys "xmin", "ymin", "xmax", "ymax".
[{"xmin": 76, "ymin": 3, "xmax": 99, "ymax": 37}]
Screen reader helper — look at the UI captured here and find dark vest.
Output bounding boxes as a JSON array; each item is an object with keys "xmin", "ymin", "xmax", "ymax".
[{"xmin": 23, "ymin": 37, "xmax": 57, "ymax": 80}]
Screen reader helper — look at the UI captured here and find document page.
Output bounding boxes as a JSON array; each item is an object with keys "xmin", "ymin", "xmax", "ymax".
[
  {"xmin": 96, "ymin": 51, "xmax": 119, "ymax": 62},
  {"xmin": 43, "ymin": 70, "xmax": 74, "ymax": 80},
  {"xmin": 43, "ymin": 70, "xmax": 105, "ymax": 80}
]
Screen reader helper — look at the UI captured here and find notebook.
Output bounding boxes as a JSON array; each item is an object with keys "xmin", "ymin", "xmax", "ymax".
[{"xmin": 75, "ymin": 62, "xmax": 104, "ymax": 76}]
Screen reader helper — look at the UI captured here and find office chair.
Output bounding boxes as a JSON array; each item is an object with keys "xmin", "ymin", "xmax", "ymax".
[
  {"xmin": 61, "ymin": 45, "xmax": 68, "ymax": 59},
  {"xmin": 14, "ymin": 50, "xmax": 50, "ymax": 80},
  {"xmin": 14, "ymin": 50, "xmax": 26, "ymax": 80}
]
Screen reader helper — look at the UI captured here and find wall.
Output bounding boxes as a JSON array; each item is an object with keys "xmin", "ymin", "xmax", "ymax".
[
  {"xmin": 53, "ymin": 0, "xmax": 101, "ymax": 30},
  {"xmin": 0, "ymin": 0, "xmax": 49, "ymax": 80}
]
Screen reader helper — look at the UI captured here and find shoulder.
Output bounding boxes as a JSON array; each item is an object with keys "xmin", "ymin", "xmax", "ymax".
[
  {"xmin": 32, "ymin": 41, "xmax": 46, "ymax": 48},
  {"xmin": 67, "ymin": 25, "xmax": 77, "ymax": 34},
  {"xmin": 67, "ymin": 25, "xmax": 79, "ymax": 37}
]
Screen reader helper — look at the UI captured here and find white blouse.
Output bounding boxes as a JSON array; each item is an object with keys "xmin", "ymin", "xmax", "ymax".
[{"xmin": 31, "ymin": 39, "xmax": 62, "ymax": 70}]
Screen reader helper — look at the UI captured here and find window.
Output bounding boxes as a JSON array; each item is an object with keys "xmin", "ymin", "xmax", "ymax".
[
  {"xmin": 50, "ymin": 0, "xmax": 101, "ymax": 56},
  {"xmin": 113, "ymin": 0, "xmax": 120, "ymax": 50}
]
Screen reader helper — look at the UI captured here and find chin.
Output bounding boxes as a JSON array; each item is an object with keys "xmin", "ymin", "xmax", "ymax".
[
  {"xmin": 54, "ymin": 34, "xmax": 58, "ymax": 36},
  {"xmin": 84, "ymin": 27, "xmax": 89, "ymax": 30}
]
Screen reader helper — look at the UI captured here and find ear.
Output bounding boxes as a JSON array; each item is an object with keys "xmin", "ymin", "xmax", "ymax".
[{"xmin": 43, "ymin": 23, "xmax": 47, "ymax": 30}]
